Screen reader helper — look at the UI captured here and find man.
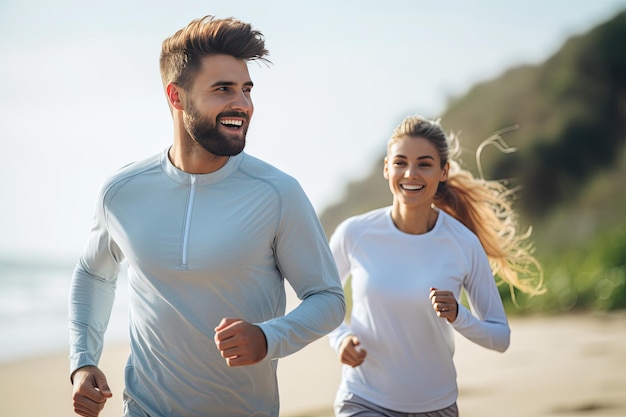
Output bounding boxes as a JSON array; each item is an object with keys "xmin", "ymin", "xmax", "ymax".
[{"xmin": 69, "ymin": 15, "xmax": 345, "ymax": 417}]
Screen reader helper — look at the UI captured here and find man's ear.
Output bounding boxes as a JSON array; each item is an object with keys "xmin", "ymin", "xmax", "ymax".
[{"xmin": 166, "ymin": 83, "xmax": 184, "ymax": 110}]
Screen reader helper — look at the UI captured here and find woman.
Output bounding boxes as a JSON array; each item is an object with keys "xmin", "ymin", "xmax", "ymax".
[{"xmin": 328, "ymin": 115, "xmax": 544, "ymax": 417}]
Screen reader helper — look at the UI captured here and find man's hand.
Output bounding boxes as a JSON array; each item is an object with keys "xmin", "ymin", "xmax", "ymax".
[
  {"xmin": 338, "ymin": 335, "xmax": 367, "ymax": 367},
  {"xmin": 71, "ymin": 366, "xmax": 112, "ymax": 417},
  {"xmin": 214, "ymin": 318, "xmax": 268, "ymax": 366}
]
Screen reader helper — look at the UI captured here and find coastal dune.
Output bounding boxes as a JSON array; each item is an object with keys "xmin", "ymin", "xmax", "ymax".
[{"xmin": 1, "ymin": 312, "xmax": 625, "ymax": 417}]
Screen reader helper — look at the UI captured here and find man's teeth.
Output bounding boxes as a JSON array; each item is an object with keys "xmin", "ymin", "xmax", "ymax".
[
  {"xmin": 402, "ymin": 184, "xmax": 424, "ymax": 190},
  {"xmin": 220, "ymin": 119, "xmax": 243, "ymax": 127}
]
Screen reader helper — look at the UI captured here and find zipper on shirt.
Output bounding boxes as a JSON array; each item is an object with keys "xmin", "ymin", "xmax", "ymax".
[{"xmin": 181, "ymin": 174, "xmax": 197, "ymax": 268}]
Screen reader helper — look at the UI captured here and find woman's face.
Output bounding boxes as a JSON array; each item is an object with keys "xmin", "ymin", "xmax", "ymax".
[{"xmin": 384, "ymin": 135, "xmax": 449, "ymax": 209}]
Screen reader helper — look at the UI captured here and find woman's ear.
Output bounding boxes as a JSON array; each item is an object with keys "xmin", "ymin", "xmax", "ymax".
[
  {"xmin": 383, "ymin": 157, "xmax": 389, "ymax": 180},
  {"xmin": 440, "ymin": 161, "xmax": 449, "ymax": 182},
  {"xmin": 166, "ymin": 83, "xmax": 184, "ymax": 110}
]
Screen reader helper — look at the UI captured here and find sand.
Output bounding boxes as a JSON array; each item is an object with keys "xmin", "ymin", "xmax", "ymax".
[{"xmin": 1, "ymin": 312, "xmax": 625, "ymax": 417}]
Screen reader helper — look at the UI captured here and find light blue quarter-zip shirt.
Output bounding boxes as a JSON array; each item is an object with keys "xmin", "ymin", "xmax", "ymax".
[{"xmin": 69, "ymin": 148, "xmax": 345, "ymax": 417}]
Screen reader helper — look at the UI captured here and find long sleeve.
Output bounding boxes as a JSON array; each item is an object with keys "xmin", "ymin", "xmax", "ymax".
[
  {"xmin": 68, "ymin": 185, "xmax": 124, "ymax": 376},
  {"xmin": 257, "ymin": 177, "xmax": 345, "ymax": 359},
  {"xmin": 451, "ymin": 239, "xmax": 510, "ymax": 352},
  {"xmin": 326, "ymin": 219, "xmax": 355, "ymax": 353}
]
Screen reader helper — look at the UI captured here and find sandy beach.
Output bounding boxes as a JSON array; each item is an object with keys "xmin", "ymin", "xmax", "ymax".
[{"xmin": 1, "ymin": 312, "xmax": 625, "ymax": 417}]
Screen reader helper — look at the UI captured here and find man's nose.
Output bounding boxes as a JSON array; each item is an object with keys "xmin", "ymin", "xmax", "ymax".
[{"xmin": 230, "ymin": 90, "xmax": 252, "ymax": 111}]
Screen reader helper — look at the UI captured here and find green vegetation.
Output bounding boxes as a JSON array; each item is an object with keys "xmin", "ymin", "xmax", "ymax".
[
  {"xmin": 502, "ymin": 226, "xmax": 626, "ymax": 314},
  {"xmin": 320, "ymin": 10, "xmax": 626, "ymax": 315}
]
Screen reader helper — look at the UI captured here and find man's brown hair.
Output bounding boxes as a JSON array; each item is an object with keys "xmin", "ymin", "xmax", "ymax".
[{"xmin": 160, "ymin": 15, "xmax": 270, "ymax": 91}]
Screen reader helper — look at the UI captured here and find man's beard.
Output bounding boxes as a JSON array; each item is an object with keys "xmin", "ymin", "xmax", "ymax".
[{"xmin": 183, "ymin": 105, "xmax": 249, "ymax": 157}]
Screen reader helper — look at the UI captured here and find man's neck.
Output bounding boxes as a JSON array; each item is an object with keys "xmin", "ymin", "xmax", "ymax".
[{"xmin": 168, "ymin": 143, "xmax": 229, "ymax": 174}]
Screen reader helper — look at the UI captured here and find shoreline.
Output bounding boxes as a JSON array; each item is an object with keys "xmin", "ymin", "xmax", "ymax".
[{"xmin": 2, "ymin": 312, "xmax": 625, "ymax": 417}]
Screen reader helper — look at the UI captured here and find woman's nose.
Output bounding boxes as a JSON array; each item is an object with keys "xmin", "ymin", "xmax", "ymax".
[{"xmin": 405, "ymin": 165, "xmax": 418, "ymax": 178}]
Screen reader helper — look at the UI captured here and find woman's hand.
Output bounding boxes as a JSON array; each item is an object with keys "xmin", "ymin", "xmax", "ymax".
[
  {"xmin": 338, "ymin": 335, "xmax": 367, "ymax": 367},
  {"xmin": 430, "ymin": 287, "xmax": 458, "ymax": 323}
]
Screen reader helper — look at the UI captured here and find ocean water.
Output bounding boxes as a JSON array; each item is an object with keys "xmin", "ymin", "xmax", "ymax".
[{"xmin": 0, "ymin": 260, "xmax": 130, "ymax": 363}]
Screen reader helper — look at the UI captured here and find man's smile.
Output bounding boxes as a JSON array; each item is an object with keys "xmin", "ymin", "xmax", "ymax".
[{"xmin": 219, "ymin": 119, "xmax": 244, "ymax": 129}]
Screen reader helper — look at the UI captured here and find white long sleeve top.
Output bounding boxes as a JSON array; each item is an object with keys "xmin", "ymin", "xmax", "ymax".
[
  {"xmin": 328, "ymin": 207, "xmax": 510, "ymax": 413},
  {"xmin": 69, "ymin": 148, "xmax": 345, "ymax": 417}
]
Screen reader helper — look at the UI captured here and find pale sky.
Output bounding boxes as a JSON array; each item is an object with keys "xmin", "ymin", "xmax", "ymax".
[{"xmin": 2, "ymin": 0, "xmax": 625, "ymax": 262}]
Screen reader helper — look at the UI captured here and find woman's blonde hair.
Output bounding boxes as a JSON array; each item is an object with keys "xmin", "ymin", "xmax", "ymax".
[{"xmin": 388, "ymin": 115, "xmax": 545, "ymax": 297}]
